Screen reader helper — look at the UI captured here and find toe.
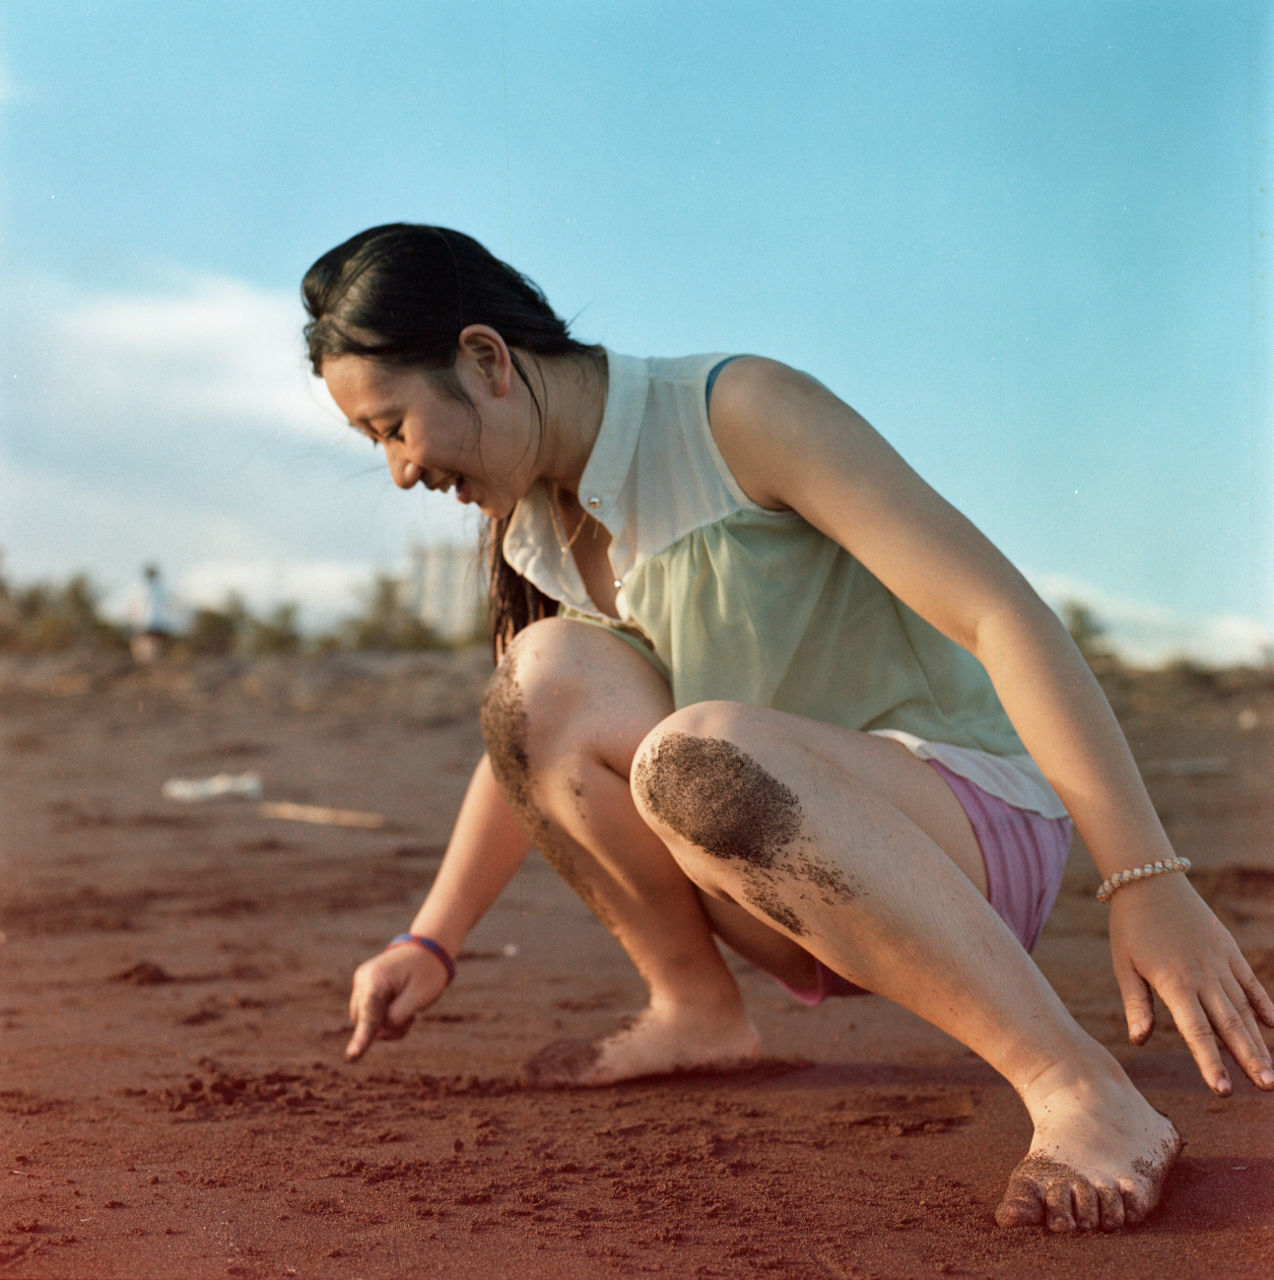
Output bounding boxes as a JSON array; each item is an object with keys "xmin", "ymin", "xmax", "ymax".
[
  {"xmin": 1097, "ymin": 1183, "xmax": 1125, "ymax": 1231},
  {"xmin": 1121, "ymin": 1184, "xmax": 1146, "ymax": 1227},
  {"xmin": 995, "ymin": 1192, "xmax": 1044, "ymax": 1228},
  {"xmin": 995, "ymin": 1173, "xmax": 1045, "ymax": 1228},
  {"xmin": 1072, "ymin": 1180, "xmax": 1100, "ymax": 1231},
  {"xmin": 1045, "ymin": 1181, "xmax": 1078, "ymax": 1233}
]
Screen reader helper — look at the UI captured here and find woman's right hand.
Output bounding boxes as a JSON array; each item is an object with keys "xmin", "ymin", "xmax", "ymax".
[
  {"xmin": 341, "ymin": 754, "xmax": 532, "ymax": 1063},
  {"xmin": 345, "ymin": 944, "xmax": 452, "ymax": 1062}
]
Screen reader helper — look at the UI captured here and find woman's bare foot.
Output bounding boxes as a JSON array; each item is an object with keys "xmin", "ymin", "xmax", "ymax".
[
  {"xmin": 997, "ymin": 1055, "xmax": 1183, "ymax": 1232},
  {"xmin": 522, "ymin": 1003, "xmax": 762, "ymax": 1087}
]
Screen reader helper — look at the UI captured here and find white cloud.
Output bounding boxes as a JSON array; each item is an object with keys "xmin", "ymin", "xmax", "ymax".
[
  {"xmin": 24, "ymin": 271, "xmax": 343, "ymax": 443},
  {"xmin": 1, "ymin": 269, "xmax": 481, "ymax": 612},
  {"xmin": 1030, "ymin": 571, "xmax": 1272, "ymax": 668}
]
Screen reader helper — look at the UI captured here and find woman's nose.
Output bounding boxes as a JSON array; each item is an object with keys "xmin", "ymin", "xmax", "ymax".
[{"xmin": 392, "ymin": 453, "xmax": 422, "ymax": 490}]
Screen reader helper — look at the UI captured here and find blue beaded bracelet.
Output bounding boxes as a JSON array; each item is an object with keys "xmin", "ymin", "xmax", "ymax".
[{"xmin": 385, "ymin": 933, "xmax": 456, "ymax": 985}]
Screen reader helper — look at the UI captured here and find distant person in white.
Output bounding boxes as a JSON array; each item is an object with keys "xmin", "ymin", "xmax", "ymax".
[{"xmin": 129, "ymin": 563, "xmax": 173, "ymax": 665}]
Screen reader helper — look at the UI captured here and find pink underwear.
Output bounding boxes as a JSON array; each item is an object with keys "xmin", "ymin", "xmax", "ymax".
[{"xmin": 780, "ymin": 758, "xmax": 1073, "ymax": 1005}]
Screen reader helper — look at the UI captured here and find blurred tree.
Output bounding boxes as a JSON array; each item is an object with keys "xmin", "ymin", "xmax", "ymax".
[
  {"xmin": 246, "ymin": 603, "xmax": 302, "ymax": 656},
  {"xmin": 1060, "ymin": 600, "xmax": 1114, "ymax": 669},
  {"xmin": 344, "ymin": 572, "xmax": 439, "ymax": 650},
  {"xmin": 186, "ymin": 593, "xmax": 250, "ymax": 657},
  {"xmin": 0, "ymin": 571, "xmax": 125, "ymax": 651}
]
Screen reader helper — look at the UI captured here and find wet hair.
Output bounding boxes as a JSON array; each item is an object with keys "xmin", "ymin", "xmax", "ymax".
[{"xmin": 302, "ymin": 224, "xmax": 597, "ymax": 656}]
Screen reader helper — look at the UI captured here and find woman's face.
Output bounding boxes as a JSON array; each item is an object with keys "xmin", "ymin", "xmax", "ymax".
[{"xmin": 322, "ymin": 350, "xmax": 536, "ymax": 520}]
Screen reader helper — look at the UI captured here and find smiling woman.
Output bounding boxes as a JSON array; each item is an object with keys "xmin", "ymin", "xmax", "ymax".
[
  {"xmin": 301, "ymin": 221, "xmax": 1273, "ymax": 1236},
  {"xmin": 302, "ymin": 223, "xmax": 607, "ymax": 651},
  {"xmin": 322, "ymin": 355, "xmax": 500, "ymax": 500}
]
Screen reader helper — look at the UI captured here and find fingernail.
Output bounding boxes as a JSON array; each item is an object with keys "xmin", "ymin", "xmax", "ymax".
[
  {"xmin": 1258, "ymin": 1069, "xmax": 1274, "ymax": 1088},
  {"xmin": 1215, "ymin": 1074, "xmax": 1232, "ymax": 1096}
]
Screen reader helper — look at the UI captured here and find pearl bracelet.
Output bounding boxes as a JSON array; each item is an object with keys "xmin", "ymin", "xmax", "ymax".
[{"xmin": 1096, "ymin": 856, "xmax": 1191, "ymax": 904}]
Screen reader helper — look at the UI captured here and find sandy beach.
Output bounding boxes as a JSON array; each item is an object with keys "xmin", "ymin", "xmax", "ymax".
[{"xmin": 2, "ymin": 649, "xmax": 1271, "ymax": 1279}]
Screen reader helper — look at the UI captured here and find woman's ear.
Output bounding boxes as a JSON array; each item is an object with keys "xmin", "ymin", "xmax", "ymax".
[{"xmin": 457, "ymin": 325, "xmax": 513, "ymax": 397}]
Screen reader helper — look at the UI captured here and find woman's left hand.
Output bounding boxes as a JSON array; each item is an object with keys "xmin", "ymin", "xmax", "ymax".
[{"xmin": 1108, "ymin": 872, "xmax": 1274, "ymax": 1094}]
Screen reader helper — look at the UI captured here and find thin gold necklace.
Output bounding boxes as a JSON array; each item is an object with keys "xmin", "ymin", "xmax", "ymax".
[{"xmin": 549, "ymin": 487, "xmax": 588, "ymax": 554}]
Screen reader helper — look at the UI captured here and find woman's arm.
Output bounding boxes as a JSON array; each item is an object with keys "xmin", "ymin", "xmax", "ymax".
[
  {"xmin": 708, "ymin": 357, "xmax": 1274, "ymax": 1093},
  {"xmin": 345, "ymin": 753, "xmax": 533, "ymax": 1061}
]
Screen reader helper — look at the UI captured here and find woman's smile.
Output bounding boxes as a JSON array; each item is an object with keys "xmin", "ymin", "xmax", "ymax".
[
  {"xmin": 429, "ymin": 473, "xmax": 474, "ymax": 505},
  {"xmin": 321, "ymin": 352, "xmax": 531, "ymax": 518}
]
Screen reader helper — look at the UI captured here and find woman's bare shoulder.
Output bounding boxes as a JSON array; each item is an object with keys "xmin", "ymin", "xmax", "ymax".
[{"xmin": 706, "ymin": 356, "xmax": 869, "ymax": 511}]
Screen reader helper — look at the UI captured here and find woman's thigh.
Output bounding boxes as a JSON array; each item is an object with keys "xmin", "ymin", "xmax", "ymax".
[
  {"xmin": 632, "ymin": 700, "xmax": 990, "ymax": 990},
  {"xmin": 639, "ymin": 700, "xmax": 987, "ymax": 894}
]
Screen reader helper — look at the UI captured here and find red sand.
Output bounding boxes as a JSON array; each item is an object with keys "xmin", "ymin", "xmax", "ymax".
[{"xmin": 2, "ymin": 651, "xmax": 1271, "ymax": 1279}]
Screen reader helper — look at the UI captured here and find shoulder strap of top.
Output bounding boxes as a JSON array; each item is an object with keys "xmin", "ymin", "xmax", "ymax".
[{"xmin": 704, "ymin": 355, "xmax": 746, "ymax": 412}]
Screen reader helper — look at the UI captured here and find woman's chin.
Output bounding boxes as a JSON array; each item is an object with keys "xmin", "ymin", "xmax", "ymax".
[{"xmin": 474, "ymin": 492, "xmax": 517, "ymax": 520}]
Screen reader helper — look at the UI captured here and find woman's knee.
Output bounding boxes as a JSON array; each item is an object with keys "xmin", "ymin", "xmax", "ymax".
[
  {"xmin": 631, "ymin": 701, "xmax": 761, "ymax": 789},
  {"xmin": 481, "ymin": 619, "xmax": 592, "ymax": 772},
  {"xmin": 632, "ymin": 701, "xmax": 750, "ymax": 767},
  {"xmin": 633, "ymin": 701, "xmax": 987, "ymax": 901},
  {"xmin": 480, "ymin": 617, "xmax": 671, "ymax": 789},
  {"xmin": 630, "ymin": 702, "xmax": 801, "ymax": 874}
]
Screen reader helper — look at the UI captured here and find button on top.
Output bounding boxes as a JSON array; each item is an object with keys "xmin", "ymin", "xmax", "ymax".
[{"xmin": 587, "ymin": 496, "xmax": 601, "ymax": 509}]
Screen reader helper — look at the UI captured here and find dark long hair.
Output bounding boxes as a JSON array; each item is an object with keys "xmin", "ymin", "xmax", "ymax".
[{"xmin": 302, "ymin": 224, "xmax": 597, "ymax": 656}]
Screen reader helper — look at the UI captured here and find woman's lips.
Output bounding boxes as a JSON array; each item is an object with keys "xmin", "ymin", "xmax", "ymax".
[{"xmin": 425, "ymin": 472, "xmax": 466, "ymax": 498}]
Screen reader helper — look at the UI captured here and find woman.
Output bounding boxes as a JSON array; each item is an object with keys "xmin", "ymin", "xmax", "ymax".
[{"xmin": 303, "ymin": 223, "xmax": 1272, "ymax": 1233}]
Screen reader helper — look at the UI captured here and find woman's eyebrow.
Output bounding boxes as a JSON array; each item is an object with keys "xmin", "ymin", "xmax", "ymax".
[
  {"xmin": 355, "ymin": 403, "xmax": 397, "ymax": 431},
  {"xmin": 346, "ymin": 417, "xmax": 382, "ymax": 441},
  {"xmin": 349, "ymin": 407, "xmax": 389, "ymax": 431}
]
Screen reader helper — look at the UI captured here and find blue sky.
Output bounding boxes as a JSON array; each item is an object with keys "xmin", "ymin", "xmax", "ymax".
[{"xmin": 2, "ymin": 0, "xmax": 1269, "ymax": 662}]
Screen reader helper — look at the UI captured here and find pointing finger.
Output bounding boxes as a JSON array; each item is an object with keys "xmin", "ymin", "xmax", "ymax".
[{"xmin": 346, "ymin": 989, "xmax": 391, "ymax": 1063}]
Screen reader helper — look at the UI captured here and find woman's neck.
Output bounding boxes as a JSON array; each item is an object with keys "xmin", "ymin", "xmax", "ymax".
[{"xmin": 530, "ymin": 349, "xmax": 608, "ymax": 494}]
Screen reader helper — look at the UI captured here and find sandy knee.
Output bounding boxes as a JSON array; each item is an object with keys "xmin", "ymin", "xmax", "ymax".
[
  {"xmin": 479, "ymin": 633, "xmax": 534, "ymax": 805},
  {"xmin": 631, "ymin": 714, "xmax": 803, "ymax": 868},
  {"xmin": 630, "ymin": 713, "xmax": 814, "ymax": 929},
  {"xmin": 480, "ymin": 619, "xmax": 601, "ymax": 791},
  {"xmin": 632, "ymin": 713, "xmax": 865, "ymax": 938}
]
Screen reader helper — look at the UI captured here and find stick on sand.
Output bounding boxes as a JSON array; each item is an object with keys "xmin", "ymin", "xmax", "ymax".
[{"xmin": 258, "ymin": 801, "xmax": 386, "ymax": 829}]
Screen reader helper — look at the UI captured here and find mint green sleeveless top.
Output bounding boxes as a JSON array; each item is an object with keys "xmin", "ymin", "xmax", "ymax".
[
  {"xmin": 617, "ymin": 505, "xmax": 1024, "ymax": 754},
  {"xmin": 503, "ymin": 352, "xmax": 1060, "ymax": 809}
]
